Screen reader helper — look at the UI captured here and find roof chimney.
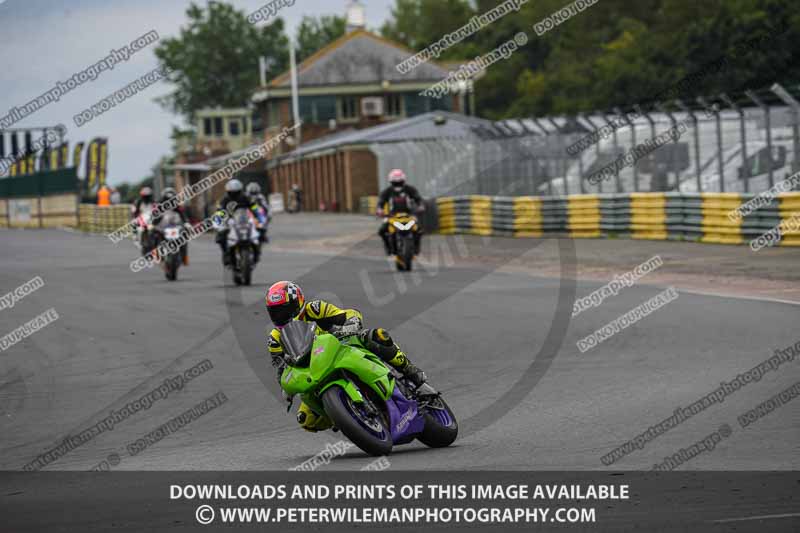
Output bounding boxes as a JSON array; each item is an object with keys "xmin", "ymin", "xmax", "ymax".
[{"xmin": 345, "ymin": 0, "xmax": 366, "ymax": 33}]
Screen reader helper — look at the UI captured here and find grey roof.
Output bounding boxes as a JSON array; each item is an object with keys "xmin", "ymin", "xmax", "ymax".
[
  {"xmin": 271, "ymin": 31, "xmax": 450, "ymax": 88},
  {"xmin": 204, "ymin": 144, "xmax": 259, "ymax": 168},
  {"xmin": 165, "ymin": 163, "xmax": 211, "ymax": 172},
  {"xmin": 270, "ymin": 112, "xmax": 492, "ymax": 163}
]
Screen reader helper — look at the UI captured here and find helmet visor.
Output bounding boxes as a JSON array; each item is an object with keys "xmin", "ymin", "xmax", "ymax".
[{"xmin": 267, "ymin": 300, "xmax": 299, "ymax": 327}]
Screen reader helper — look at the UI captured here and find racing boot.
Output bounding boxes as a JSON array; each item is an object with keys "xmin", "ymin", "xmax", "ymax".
[
  {"xmin": 296, "ymin": 401, "xmax": 332, "ymax": 432},
  {"xmin": 362, "ymin": 328, "xmax": 427, "ymax": 387}
]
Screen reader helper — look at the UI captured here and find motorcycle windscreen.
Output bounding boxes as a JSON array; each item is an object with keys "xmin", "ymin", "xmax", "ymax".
[
  {"xmin": 280, "ymin": 320, "xmax": 316, "ymax": 367},
  {"xmin": 160, "ymin": 210, "xmax": 182, "ymax": 227},
  {"xmin": 233, "ymin": 208, "xmax": 250, "ymax": 225},
  {"xmin": 233, "ymin": 208, "xmax": 254, "ymax": 241}
]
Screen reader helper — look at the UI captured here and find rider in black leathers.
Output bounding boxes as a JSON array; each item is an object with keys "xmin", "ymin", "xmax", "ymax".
[
  {"xmin": 377, "ymin": 169, "xmax": 424, "ymax": 255},
  {"xmin": 215, "ymin": 179, "xmax": 258, "ymax": 265}
]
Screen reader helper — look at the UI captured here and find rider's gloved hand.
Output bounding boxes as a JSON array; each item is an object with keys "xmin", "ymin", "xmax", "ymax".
[
  {"xmin": 211, "ymin": 210, "xmax": 227, "ymax": 229},
  {"xmin": 329, "ymin": 323, "xmax": 360, "ymax": 339},
  {"xmin": 329, "ymin": 316, "xmax": 363, "ymax": 339}
]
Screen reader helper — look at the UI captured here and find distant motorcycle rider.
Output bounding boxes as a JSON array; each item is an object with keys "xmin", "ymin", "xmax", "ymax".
[
  {"xmin": 246, "ymin": 181, "xmax": 271, "ymax": 243},
  {"xmin": 214, "ymin": 179, "xmax": 253, "ymax": 265},
  {"xmin": 130, "ymin": 186, "xmax": 154, "ymax": 219},
  {"xmin": 265, "ymin": 280, "xmax": 427, "ymax": 432},
  {"xmin": 152, "ymin": 187, "xmax": 191, "ymax": 265},
  {"xmin": 377, "ymin": 169, "xmax": 424, "ymax": 255},
  {"xmin": 131, "ymin": 187, "xmax": 155, "ymax": 253},
  {"xmin": 151, "ymin": 187, "xmax": 190, "ymax": 226}
]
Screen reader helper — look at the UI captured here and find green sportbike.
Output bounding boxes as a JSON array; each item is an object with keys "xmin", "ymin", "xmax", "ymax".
[{"xmin": 279, "ymin": 320, "xmax": 458, "ymax": 456}]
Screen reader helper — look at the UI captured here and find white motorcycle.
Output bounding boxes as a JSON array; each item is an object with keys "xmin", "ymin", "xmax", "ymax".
[
  {"xmin": 225, "ymin": 207, "xmax": 260, "ymax": 286},
  {"xmin": 153, "ymin": 210, "xmax": 186, "ymax": 282}
]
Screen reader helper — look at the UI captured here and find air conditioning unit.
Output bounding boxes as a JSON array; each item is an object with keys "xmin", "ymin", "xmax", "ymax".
[{"xmin": 361, "ymin": 97, "xmax": 384, "ymax": 117}]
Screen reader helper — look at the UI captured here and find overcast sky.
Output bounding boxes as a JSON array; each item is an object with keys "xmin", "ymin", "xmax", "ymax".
[{"xmin": 0, "ymin": 0, "xmax": 396, "ymax": 185}]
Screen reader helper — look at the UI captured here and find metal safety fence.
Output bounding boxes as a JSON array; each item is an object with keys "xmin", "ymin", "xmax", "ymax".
[{"xmin": 369, "ymin": 83, "xmax": 800, "ymax": 199}]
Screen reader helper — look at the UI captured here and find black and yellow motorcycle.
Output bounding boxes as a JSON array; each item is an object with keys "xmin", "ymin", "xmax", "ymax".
[{"xmin": 387, "ymin": 212, "xmax": 420, "ymax": 271}]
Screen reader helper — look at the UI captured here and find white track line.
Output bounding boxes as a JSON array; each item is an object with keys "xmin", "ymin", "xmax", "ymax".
[
  {"xmin": 669, "ymin": 288, "xmax": 800, "ymax": 307},
  {"xmin": 710, "ymin": 512, "xmax": 800, "ymax": 523}
]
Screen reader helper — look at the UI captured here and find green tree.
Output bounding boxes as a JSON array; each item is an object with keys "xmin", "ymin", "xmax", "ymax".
[
  {"xmin": 115, "ymin": 182, "xmax": 131, "ymax": 202},
  {"xmin": 154, "ymin": 1, "xmax": 289, "ymax": 122},
  {"xmin": 296, "ymin": 15, "xmax": 347, "ymax": 63},
  {"xmin": 381, "ymin": 0, "xmax": 477, "ymax": 60},
  {"xmin": 482, "ymin": 0, "xmax": 800, "ymax": 117}
]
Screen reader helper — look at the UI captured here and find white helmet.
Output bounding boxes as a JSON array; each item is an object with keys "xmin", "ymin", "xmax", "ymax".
[
  {"xmin": 246, "ymin": 182, "xmax": 261, "ymax": 195},
  {"xmin": 226, "ymin": 179, "xmax": 243, "ymax": 193}
]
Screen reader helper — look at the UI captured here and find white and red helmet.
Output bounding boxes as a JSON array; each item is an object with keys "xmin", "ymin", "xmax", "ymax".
[{"xmin": 388, "ymin": 169, "xmax": 406, "ymax": 187}]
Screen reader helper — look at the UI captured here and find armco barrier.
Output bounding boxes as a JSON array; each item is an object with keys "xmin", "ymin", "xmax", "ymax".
[
  {"xmin": 79, "ymin": 204, "xmax": 132, "ymax": 234},
  {"xmin": 433, "ymin": 193, "xmax": 800, "ymax": 246}
]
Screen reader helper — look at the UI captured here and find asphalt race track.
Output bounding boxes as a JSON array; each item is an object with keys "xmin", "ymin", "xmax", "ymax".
[
  {"xmin": 1, "ymin": 214, "xmax": 797, "ymax": 475},
  {"xmin": 1, "ymin": 215, "xmax": 799, "ymax": 531}
]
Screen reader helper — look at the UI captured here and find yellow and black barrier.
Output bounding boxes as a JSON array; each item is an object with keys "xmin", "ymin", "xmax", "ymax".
[
  {"xmin": 359, "ymin": 196, "xmax": 379, "ymax": 215},
  {"xmin": 432, "ymin": 192, "xmax": 800, "ymax": 247},
  {"xmin": 78, "ymin": 204, "xmax": 132, "ymax": 234}
]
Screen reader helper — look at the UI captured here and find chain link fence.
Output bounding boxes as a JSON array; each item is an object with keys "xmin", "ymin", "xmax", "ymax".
[{"xmin": 370, "ymin": 84, "xmax": 800, "ymax": 198}]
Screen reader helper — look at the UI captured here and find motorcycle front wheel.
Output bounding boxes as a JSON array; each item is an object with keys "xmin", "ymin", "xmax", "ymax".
[
  {"xmin": 417, "ymin": 395, "xmax": 458, "ymax": 448},
  {"xmin": 165, "ymin": 253, "xmax": 179, "ymax": 281},
  {"xmin": 241, "ymin": 247, "xmax": 252, "ymax": 286},
  {"xmin": 231, "ymin": 247, "xmax": 242, "ymax": 286},
  {"xmin": 395, "ymin": 234, "xmax": 414, "ymax": 271},
  {"xmin": 322, "ymin": 385, "xmax": 393, "ymax": 457}
]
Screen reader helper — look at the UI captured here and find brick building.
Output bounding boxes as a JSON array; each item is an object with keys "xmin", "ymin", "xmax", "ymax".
[{"xmin": 170, "ymin": 3, "xmax": 476, "ymax": 215}]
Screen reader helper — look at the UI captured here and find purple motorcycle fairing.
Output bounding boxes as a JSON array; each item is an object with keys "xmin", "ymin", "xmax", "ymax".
[{"xmin": 385, "ymin": 386, "xmax": 425, "ymax": 444}]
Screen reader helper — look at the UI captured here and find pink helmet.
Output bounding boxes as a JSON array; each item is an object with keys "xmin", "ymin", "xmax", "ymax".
[{"xmin": 388, "ymin": 169, "xmax": 406, "ymax": 186}]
